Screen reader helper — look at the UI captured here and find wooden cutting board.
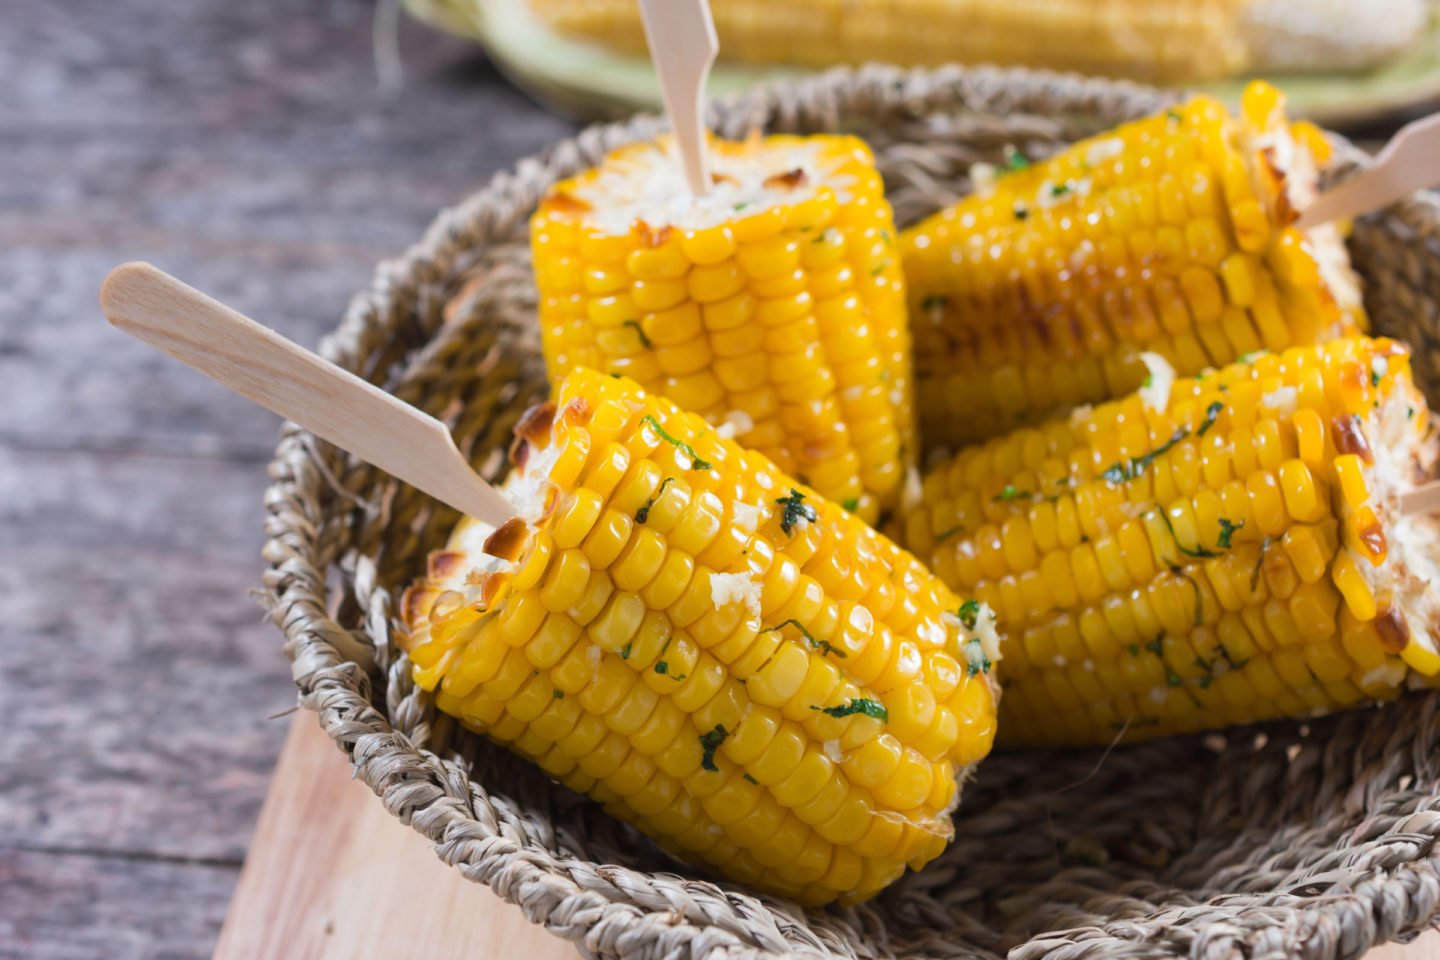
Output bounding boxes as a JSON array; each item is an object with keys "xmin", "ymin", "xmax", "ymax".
[
  {"xmin": 214, "ymin": 713, "xmax": 1438, "ymax": 959},
  {"xmin": 211, "ymin": 713, "xmax": 577, "ymax": 960}
]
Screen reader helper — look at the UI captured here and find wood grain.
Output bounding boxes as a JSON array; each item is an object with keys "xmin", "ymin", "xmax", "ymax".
[
  {"xmin": 0, "ymin": 849, "xmax": 237, "ymax": 960},
  {"xmin": 212, "ymin": 714, "xmax": 578, "ymax": 960},
  {"xmin": 0, "ymin": 1, "xmax": 571, "ymax": 954}
]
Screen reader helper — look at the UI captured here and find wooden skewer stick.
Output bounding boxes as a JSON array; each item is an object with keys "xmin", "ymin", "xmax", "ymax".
[
  {"xmin": 99, "ymin": 261, "xmax": 515, "ymax": 527},
  {"xmin": 1401, "ymin": 480, "xmax": 1440, "ymax": 518},
  {"xmin": 638, "ymin": 0, "xmax": 718, "ymax": 198},
  {"xmin": 1298, "ymin": 112, "xmax": 1440, "ymax": 230}
]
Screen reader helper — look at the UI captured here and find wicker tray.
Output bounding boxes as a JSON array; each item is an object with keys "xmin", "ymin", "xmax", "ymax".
[{"xmin": 263, "ymin": 65, "xmax": 1440, "ymax": 960}]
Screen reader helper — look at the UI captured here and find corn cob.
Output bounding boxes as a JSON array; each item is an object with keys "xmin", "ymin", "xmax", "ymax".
[
  {"xmin": 532, "ymin": 134, "xmax": 913, "ymax": 525},
  {"xmin": 401, "ymin": 368, "xmax": 1000, "ymax": 903},
  {"xmin": 525, "ymin": 0, "xmax": 1424, "ymax": 84},
  {"xmin": 900, "ymin": 338, "xmax": 1440, "ymax": 747},
  {"xmin": 901, "ymin": 82, "xmax": 1365, "ymax": 449}
]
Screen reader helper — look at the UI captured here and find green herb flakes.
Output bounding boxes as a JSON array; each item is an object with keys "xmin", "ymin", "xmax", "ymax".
[
  {"xmin": 698, "ymin": 725, "xmax": 728, "ymax": 771},
  {"xmin": 641, "ymin": 415, "xmax": 711, "ymax": 470},
  {"xmin": 774, "ymin": 488, "xmax": 818, "ymax": 535},
  {"xmin": 622, "ymin": 319, "xmax": 652, "ymax": 349},
  {"xmin": 810, "ymin": 698, "xmax": 888, "ymax": 722}
]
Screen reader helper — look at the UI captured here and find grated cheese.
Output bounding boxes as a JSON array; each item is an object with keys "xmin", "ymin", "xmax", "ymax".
[
  {"xmin": 710, "ymin": 571, "xmax": 762, "ymax": 619},
  {"xmin": 1138, "ymin": 352, "xmax": 1175, "ymax": 413}
]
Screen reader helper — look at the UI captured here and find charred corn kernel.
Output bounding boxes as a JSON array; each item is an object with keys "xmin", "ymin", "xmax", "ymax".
[
  {"xmin": 402, "ymin": 369, "xmax": 1001, "ymax": 905},
  {"xmin": 903, "ymin": 338, "xmax": 1439, "ymax": 747},
  {"xmin": 902, "ymin": 86, "xmax": 1364, "ymax": 447},
  {"xmin": 533, "ymin": 134, "xmax": 914, "ymax": 521}
]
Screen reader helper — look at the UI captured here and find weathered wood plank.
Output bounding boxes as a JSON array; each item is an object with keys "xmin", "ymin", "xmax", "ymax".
[
  {"xmin": 0, "ymin": 446, "xmax": 292, "ymax": 861},
  {"xmin": 0, "ymin": 849, "xmax": 237, "ymax": 960},
  {"xmin": 0, "ymin": 0, "xmax": 574, "ymax": 452}
]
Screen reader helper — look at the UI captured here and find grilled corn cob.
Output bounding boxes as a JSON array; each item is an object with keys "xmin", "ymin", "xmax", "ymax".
[
  {"xmin": 401, "ymin": 368, "xmax": 1000, "ymax": 903},
  {"xmin": 526, "ymin": 0, "xmax": 1424, "ymax": 84},
  {"xmin": 902, "ymin": 83, "xmax": 1365, "ymax": 449},
  {"xmin": 532, "ymin": 134, "xmax": 913, "ymax": 524},
  {"xmin": 900, "ymin": 338, "xmax": 1440, "ymax": 747}
]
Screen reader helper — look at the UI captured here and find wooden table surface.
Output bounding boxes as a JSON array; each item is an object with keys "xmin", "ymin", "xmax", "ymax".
[
  {"xmin": 3, "ymin": 4, "xmax": 1436, "ymax": 959},
  {"xmin": 0, "ymin": 2, "xmax": 571, "ymax": 956}
]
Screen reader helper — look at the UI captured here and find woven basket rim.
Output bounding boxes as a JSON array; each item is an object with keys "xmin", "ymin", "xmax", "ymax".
[{"xmin": 261, "ymin": 62, "xmax": 1440, "ymax": 960}]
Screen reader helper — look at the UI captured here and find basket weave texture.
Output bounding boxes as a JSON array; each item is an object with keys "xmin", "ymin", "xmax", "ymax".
[{"xmin": 262, "ymin": 65, "xmax": 1440, "ymax": 960}]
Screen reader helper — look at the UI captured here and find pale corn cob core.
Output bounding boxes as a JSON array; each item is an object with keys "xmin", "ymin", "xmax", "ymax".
[
  {"xmin": 531, "ymin": 133, "xmax": 914, "ymax": 525},
  {"xmin": 901, "ymin": 82, "xmax": 1365, "ymax": 450},
  {"xmin": 901, "ymin": 338, "xmax": 1440, "ymax": 748},
  {"xmin": 400, "ymin": 368, "xmax": 1000, "ymax": 904}
]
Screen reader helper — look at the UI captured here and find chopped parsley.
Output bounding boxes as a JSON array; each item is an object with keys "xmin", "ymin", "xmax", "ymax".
[
  {"xmin": 1170, "ymin": 565, "xmax": 1204, "ymax": 625},
  {"xmin": 1166, "ymin": 109, "xmax": 1183, "ymax": 123},
  {"xmin": 957, "ymin": 599, "xmax": 982, "ymax": 630},
  {"xmin": 742, "ymin": 773, "xmax": 759, "ymax": 785},
  {"xmin": 1145, "ymin": 636, "xmax": 1165, "ymax": 658},
  {"xmin": 936, "ymin": 526, "xmax": 961, "ymax": 542},
  {"xmin": 1156, "ymin": 510, "xmax": 1220, "ymax": 559},
  {"xmin": 1013, "ymin": 202, "xmax": 1030, "ymax": 220},
  {"xmin": 810, "ymin": 698, "xmax": 888, "ymax": 722},
  {"xmin": 654, "ymin": 661, "xmax": 685, "ymax": 681},
  {"xmin": 622, "ymin": 319, "xmax": 652, "ymax": 349},
  {"xmin": 993, "ymin": 484, "xmax": 1029, "ymax": 502},
  {"xmin": 962, "ymin": 638, "xmax": 992, "ymax": 677},
  {"xmin": 840, "ymin": 497, "xmax": 859, "ymax": 512},
  {"xmin": 1002, "ymin": 144, "xmax": 1030, "ymax": 173},
  {"xmin": 1197, "ymin": 401, "xmax": 1224, "ymax": 436},
  {"xmin": 1250, "ymin": 537, "xmax": 1274, "ymax": 592},
  {"xmin": 1217, "ymin": 518, "xmax": 1244, "ymax": 549},
  {"xmin": 1167, "ymin": 671, "xmax": 1184, "ymax": 688},
  {"xmin": 1408, "ymin": 407, "xmax": 1416, "ymax": 420},
  {"xmin": 1128, "ymin": 643, "xmax": 1140, "ymax": 656},
  {"xmin": 921, "ymin": 294, "xmax": 949, "ymax": 311},
  {"xmin": 733, "ymin": 202, "xmax": 749, "ymax": 211},
  {"xmin": 1236, "ymin": 350, "xmax": 1268, "ymax": 365},
  {"xmin": 1372, "ymin": 369, "xmax": 1382, "ymax": 387},
  {"xmin": 552, "ymin": 690, "xmax": 564, "ymax": 699},
  {"xmin": 620, "ymin": 642, "xmax": 632, "ymax": 660},
  {"xmin": 1100, "ymin": 427, "xmax": 1188, "ymax": 484},
  {"xmin": 761, "ymin": 619, "xmax": 845, "ymax": 658},
  {"xmin": 871, "ymin": 262, "xmax": 887, "ymax": 276},
  {"xmin": 698, "ymin": 725, "xmax": 728, "ymax": 771},
  {"xmin": 641, "ymin": 415, "xmax": 711, "ymax": 470},
  {"xmin": 635, "ymin": 476, "xmax": 676, "ymax": 524},
  {"xmin": 774, "ymin": 488, "xmax": 818, "ymax": 535}
]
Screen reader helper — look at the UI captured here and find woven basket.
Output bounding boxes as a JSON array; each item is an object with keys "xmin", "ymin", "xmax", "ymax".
[{"xmin": 263, "ymin": 65, "xmax": 1440, "ymax": 960}]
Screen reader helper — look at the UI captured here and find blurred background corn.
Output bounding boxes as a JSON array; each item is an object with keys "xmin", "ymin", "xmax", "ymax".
[
  {"xmin": 901, "ymin": 83, "xmax": 1366, "ymax": 449},
  {"xmin": 899, "ymin": 338, "xmax": 1440, "ymax": 747},
  {"xmin": 532, "ymin": 134, "xmax": 913, "ymax": 524},
  {"xmin": 523, "ymin": 0, "xmax": 1426, "ymax": 84},
  {"xmin": 402, "ymin": 368, "xmax": 1001, "ymax": 903}
]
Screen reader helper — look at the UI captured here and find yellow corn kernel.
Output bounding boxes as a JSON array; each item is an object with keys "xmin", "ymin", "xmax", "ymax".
[
  {"xmin": 403, "ymin": 369, "xmax": 1001, "ymax": 904},
  {"xmin": 905, "ymin": 338, "xmax": 1426, "ymax": 748},
  {"xmin": 534, "ymin": 133, "xmax": 915, "ymax": 519}
]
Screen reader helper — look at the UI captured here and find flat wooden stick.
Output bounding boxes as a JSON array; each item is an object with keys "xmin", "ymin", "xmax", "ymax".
[
  {"xmin": 1401, "ymin": 480, "xmax": 1440, "ymax": 517},
  {"xmin": 1298, "ymin": 112, "xmax": 1440, "ymax": 229},
  {"xmin": 99, "ymin": 261, "xmax": 514, "ymax": 527},
  {"xmin": 637, "ymin": 0, "xmax": 717, "ymax": 197}
]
